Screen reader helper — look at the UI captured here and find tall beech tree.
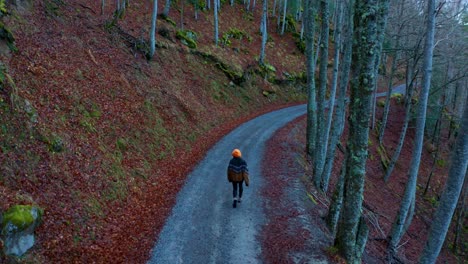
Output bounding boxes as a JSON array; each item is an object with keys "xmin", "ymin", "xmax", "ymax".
[
  {"xmin": 378, "ymin": 0, "xmax": 405, "ymax": 144},
  {"xmin": 163, "ymin": 0, "xmax": 171, "ymax": 17},
  {"xmin": 334, "ymin": 0, "xmax": 388, "ymax": 262},
  {"xmin": 305, "ymin": 0, "xmax": 317, "ymax": 157},
  {"xmin": 313, "ymin": 0, "xmax": 329, "ymax": 188},
  {"xmin": 370, "ymin": 0, "xmax": 390, "ymax": 131},
  {"xmin": 387, "ymin": 0, "xmax": 436, "ymax": 259},
  {"xmin": 259, "ymin": 0, "xmax": 268, "ymax": 65},
  {"xmin": 281, "ymin": 0, "xmax": 288, "ymax": 35},
  {"xmin": 322, "ymin": 0, "xmax": 343, "ymax": 168},
  {"xmin": 149, "ymin": 0, "xmax": 158, "ymax": 59},
  {"xmin": 419, "ymin": 96, "xmax": 468, "ymax": 264},
  {"xmin": 214, "ymin": 0, "xmax": 219, "ymax": 46},
  {"xmin": 321, "ymin": 0, "xmax": 349, "ymax": 192},
  {"xmin": 384, "ymin": 57, "xmax": 418, "ymax": 182}
]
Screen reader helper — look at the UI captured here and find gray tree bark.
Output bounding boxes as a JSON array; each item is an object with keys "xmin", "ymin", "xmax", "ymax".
[
  {"xmin": 321, "ymin": 0, "xmax": 353, "ymax": 192},
  {"xmin": 163, "ymin": 0, "xmax": 171, "ymax": 17},
  {"xmin": 387, "ymin": 0, "xmax": 436, "ymax": 259},
  {"xmin": 259, "ymin": 0, "xmax": 268, "ymax": 65},
  {"xmin": 370, "ymin": 0, "xmax": 390, "ymax": 131},
  {"xmin": 101, "ymin": 0, "xmax": 105, "ymax": 15},
  {"xmin": 327, "ymin": 152, "xmax": 347, "ymax": 236},
  {"xmin": 281, "ymin": 0, "xmax": 288, "ymax": 35},
  {"xmin": 273, "ymin": 0, "xmax": 277, "ymax": 17},
  {"xmin": 313, "ymin": 0, "xmax": 330, "ymax": 187},
  {"xmin": 334, "ymin": 0, "xmax": 388, "ymax": 262},
  {"xmin": 149, "ymin": 0, "xmax": 158, "ymax": 59},
  {"xmin": 378, "ymin": 0, "xmax": 405, "ymax": 144},
  {"xmin": 419, "ymin": 95, "xmax": 468, "ymax": 264},
  {"xmin": 214, "ymin": 0, "xmax": 219, "ymax": 46},
  {"xmin": 305, "ymin": 0, "xmax": 317, "ymax": 157},
  {"xmin": 384, "ymin": 63, "xmax": 416, "ymax": 182}
]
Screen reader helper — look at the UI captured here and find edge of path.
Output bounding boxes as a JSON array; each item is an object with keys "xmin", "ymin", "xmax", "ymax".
[{"xmin": 139, "ymin": 101, "xmax": 305, "ymax": 262}]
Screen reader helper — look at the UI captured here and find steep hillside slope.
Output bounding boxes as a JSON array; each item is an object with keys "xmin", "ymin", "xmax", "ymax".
[{"xmin": 0, "ymin": 1, "xmax": 306, "ymax": 262}]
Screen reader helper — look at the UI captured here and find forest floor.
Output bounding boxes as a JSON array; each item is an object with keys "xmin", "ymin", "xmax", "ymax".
[{"xmin": 260, "ymin": 99, "xmax": 463, "ymax": 263}]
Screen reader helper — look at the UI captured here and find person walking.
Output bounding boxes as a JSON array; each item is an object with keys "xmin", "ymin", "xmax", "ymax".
[{"xmin": 227, "ymin": 149, "xmax": 250, "ymax": 208}]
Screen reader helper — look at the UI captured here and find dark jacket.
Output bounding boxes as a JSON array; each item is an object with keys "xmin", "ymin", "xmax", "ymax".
[{"xmin": 227, "ymin": 157, "xmax": 250, "ymax": 186}]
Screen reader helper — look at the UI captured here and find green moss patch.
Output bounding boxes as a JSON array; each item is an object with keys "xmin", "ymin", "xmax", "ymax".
[
  {"xmin": 176, "ymin": 30, "xmax": 198, "ymax": 49},
  {"xmin": 2, "ymin": 205, "xmax": 43, "ymax": 233},
  {"xmin": 391, "ymin": 93, "xmax": 404, "ymax": 104},
  {"xmin": 377, "ymin": 144, "xmax": 390, "ymax": 172},
  {"xmin": 0, "ymin": 22, "xmax": 17, "ymax": 52}
]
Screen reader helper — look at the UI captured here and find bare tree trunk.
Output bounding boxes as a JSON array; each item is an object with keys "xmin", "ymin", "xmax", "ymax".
[
  {"xmin": 259, "ymin": 0, "xmax": 268, "ymax": 64},
  {"xmin": 273, "ymin": 0, "xmax": 277, "ymax": 17},
  {"xmin": 281, "ymin": 0, "xmax": 288, "ymax": 35},
  {"xmin": 314, "ymin": 32, "xmax": 321, "ymax": 69},
  {"xmin": 419, "ymin": 96, "xmax": 468, "ymax": 264},
  {"xmin": 313, "ymin": 0, "xmax": 330, "ymax": 188},
  {"xmin": 384, "ymin": 35, "xmax": 425, "ymax": 182},
  {"xmin": 163, "ymin": 0, "xmax": 173, "ymax": 17},
  {"xmin": 387, "ymin": 0, "xmax": 436, "ymax": 259},
  {"xmin": 300, "ymin": 20, "xmax": 304, "ymax": 40},
  {"xmin": 370, "ymin": 0, "xmax": 390, "ymax": 132},
  {"xmin": 321, "ymin": 0, "xmax": 353, "ymax": 192},
  {"xmin": 453, "ymin": 176, "xmax": 467, "ymax": 254},
  {"xmin": 424, "ymin": 107, "xmax": 443, "ymax": 195},
  {"xmin": 214, "ymin": 0, "xmax": 219, "ymax": 46},
  {"xmin": 180, "ymin": 0, "xmax": 185, "ymax": 30},
  {"xmin": 384, "ymin": 70, "xmax": 415, "ymax": 182},
  {"xmin": 378, "ymin": 50, "xmax": 399, "ymax": 144},
  {"xmin": 149, "ymin": 0, "xmax": 158, "ymax": 59},
  {"xmin": 334, "ymin": 0, "xmax": 388, "ymax": 262},
  {"xmin": 371, "ymin": 87, "xmax": 377, "ymax": 130},
  {"xmin": 101, "ymin": 0, "xmax": 105, "ymax": 15},
  {"xmin": 327, "ymin": 152, "xmax": 347, "ymax": 236},
  {"xmin": 305, "ymin": 0, "xmax": 317, "ymax": 157},
  {"xmin": 323, "ymin": 0, "xmax": 343, "ymax": 145}
]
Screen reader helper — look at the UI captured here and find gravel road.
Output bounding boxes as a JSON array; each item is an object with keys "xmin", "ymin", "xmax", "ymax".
[
  {"xmin": 147, "ymin": 104, "xmax": 307, "ymax": 264},
  {"xmin": 147, "ymin": 84, "xmax": 405, "ymax": 264}
]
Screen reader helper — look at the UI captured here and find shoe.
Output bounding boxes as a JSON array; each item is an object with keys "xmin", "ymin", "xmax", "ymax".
[
  {"xmin": 238, "ymin": 197, "xmax": 242, "ymax": 203},
  {"xmin": 233, "ymin": 198, "xmax": 237, "ymax": 208}
]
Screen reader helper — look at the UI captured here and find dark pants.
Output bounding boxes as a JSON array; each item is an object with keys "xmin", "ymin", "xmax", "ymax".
[{"xmin": 232, "ymin": 181, "xmax": 243, "ymax": 198}]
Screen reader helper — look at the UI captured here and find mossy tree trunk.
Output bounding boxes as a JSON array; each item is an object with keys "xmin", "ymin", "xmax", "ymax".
[
  {"xmin": 305, "ymin": 0, "xmax": 317, "ymax": 157},
  {"xmin": 313, "ymin": 0, "xmax": 329, "ymax": 188},
  {"xmin": 327, "ymin": 152, "xmax": 347, "ymax": 236},
  {"xmin": 334, "ymin": 0, "xmax": 388, "ymax": 262},
  {"xmin": 387, "ymin": 0, "xmax": 436, "ymax": 259}
]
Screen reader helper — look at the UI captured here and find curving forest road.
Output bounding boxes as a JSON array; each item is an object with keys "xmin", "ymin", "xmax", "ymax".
[{"xmin": 148, "ymin": 85, "xmax": 406, "ymax": 264}]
